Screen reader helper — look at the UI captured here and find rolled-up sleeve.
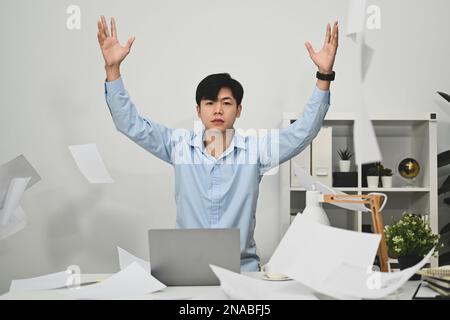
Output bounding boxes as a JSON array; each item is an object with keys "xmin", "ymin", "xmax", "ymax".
[
  {"xmin": 104, "ymin": 77, "xmax": 174, "ymax": 165},
  {"xmin": 259, "ymin": 86, "xmax": 330, "ymax": 175}
]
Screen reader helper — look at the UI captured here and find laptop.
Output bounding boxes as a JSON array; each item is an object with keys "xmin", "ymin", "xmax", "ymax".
[{"xmin": 148, "ymin": 228, "xmax": 240, "ymax": 286}]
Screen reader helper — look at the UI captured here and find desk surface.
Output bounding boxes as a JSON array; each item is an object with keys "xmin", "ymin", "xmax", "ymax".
[{"xmin": 0, "ymin": 272, "xmax": 421, "ymax": 300}]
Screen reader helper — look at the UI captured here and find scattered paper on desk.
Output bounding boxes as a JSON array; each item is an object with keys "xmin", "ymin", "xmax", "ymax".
[
  {"xmin": 62, "ymin": 262, "xmax": 165, "ymax": 299},
  {"xmin": 291, "ymin": 163, "xmax": 369, "ymax": 212},
  {"xmin": 268, "ymin": 214, "xmax": 381, "ymax": 299},
  {"xmin": 321, "ymin": 248, "xmax": 434, "ymax": 299},
  {"xmin": 0, "ymin": 155, "xmax": 41, "ymax": 209},
  {"xmin": 346, "ymin": 0, "xmax": 367, "ymax": 39},
  {"xmin": 68, "ymin": 144, "xmax": 114, "ymax": 183},
  {"xmin": 9, "ymin": 270, "xmax": 71, "ymax": 293},
  {"xmin": 117, "ymin": 246, "xmax": 150, "ymax": 273},
  {"xmin": 210, "ymin": 265, "xmax": 318, "ymax": 300}
]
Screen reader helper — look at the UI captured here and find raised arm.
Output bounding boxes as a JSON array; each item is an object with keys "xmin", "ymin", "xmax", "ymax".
[
  {"xmin": 98, "ymin": 16, "xmax": 175, "ymax": 165},
  {"xmin": 259, "ymin": 22, "xmax": 339, "ymax": 175}
]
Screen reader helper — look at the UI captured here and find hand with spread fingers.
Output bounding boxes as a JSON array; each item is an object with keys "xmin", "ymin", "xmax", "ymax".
[
  {"xmin": 305, "ymin": 21, "xmax": 339, "ymax": 74},
  {"xmin": 97, "ymin": 16, "xmax": 135, "ymax": 80}
]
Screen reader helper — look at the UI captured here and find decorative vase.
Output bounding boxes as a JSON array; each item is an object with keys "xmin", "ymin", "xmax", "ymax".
[
  {"xmin": 367, "ymin": 176, "xmax": 379, "ymax": 188},
  {"xmin": 398, "ymin": 255, "xmax": 422, "ymax": 280},
  {"xmin": 339, "ymin": 160, "xmax": 351, "ymax": 172},
  {"xmin": 381, "ymin": 176, "xmax": 393, "ymax": 188}
]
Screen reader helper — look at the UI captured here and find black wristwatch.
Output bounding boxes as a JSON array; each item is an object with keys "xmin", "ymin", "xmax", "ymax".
[{"xmin": 316, "ymin": 71, "xmax": 335, "ymax": 81}]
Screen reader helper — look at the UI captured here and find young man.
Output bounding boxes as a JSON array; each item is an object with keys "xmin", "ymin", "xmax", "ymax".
[{"xmin": 97, "ymin": 16, "xmax": 339, "ymax": 272}]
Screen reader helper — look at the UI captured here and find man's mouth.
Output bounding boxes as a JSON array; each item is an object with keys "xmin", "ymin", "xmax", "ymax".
[{"xmin": 211, "ymin": 119, "xmax": 224, "ymax": 124}]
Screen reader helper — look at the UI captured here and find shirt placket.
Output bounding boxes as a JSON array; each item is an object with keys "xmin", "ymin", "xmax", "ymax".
[{"xmin": 209, "ymin": 164, "xmax": 220, "ymax": 227}]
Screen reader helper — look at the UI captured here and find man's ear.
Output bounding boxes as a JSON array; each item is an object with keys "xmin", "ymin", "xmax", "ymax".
[
  {"xmin": 196, "ymin": 105, "xmax": 201, "ymax": 117},
  {"xmin": 236, "ymin": 104, "xmax": 242, "ymax": 118}
]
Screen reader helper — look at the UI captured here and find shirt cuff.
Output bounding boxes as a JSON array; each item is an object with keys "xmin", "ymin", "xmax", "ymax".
[
  {"xmin": 104, "ymin": 76, "xmax": 125, "ymax": 96},
  {"xmin": 311, "ymin": 86, "xmax": 331, "ymax": 105}
]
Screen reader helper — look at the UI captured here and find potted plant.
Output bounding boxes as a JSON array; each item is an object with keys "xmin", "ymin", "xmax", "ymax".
[
  {"xmin": 338, "ymin": 147, "xmax": 353, "ymax": 172},
  {"xmin": 381, "ymin": 167, "xmax": 393, "ymax": 188},
  {"xmin": 384, "ymin": 213, "xmax": 443, "ymax": 280},
  {"xmin": 366, "ymin": 166, "xmax": 380, "ymax": 188}
]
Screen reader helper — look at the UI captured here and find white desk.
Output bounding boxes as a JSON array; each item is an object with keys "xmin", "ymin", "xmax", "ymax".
[{"xmin": 0, "ymin": 272, "xmax": 421, "ymax": 300}]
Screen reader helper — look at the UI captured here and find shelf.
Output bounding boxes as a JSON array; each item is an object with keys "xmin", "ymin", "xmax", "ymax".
[
  {"xmin": 360, "ymin": 187, "xmax": 430, "ymax": 192},
  {"xmin": 290, "ymin": 187, "xmax": 430, "ymax": 192},
  {"xmin": 282, "ymin": 112, "xmax": 439, "ymax": 267}
]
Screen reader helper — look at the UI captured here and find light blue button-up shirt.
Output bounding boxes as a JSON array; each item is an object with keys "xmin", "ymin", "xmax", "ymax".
[{"xmin": 104, "ymin": 77, "xmax": 330, "ymax": 271}]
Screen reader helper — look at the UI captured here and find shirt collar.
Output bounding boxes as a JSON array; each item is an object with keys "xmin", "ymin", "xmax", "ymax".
[{"xmin": 188, "ymin": 129, "xmax": 246, "ymax": 150}]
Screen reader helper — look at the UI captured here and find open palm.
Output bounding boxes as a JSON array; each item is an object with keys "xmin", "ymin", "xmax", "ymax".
[
  {"xmin": 305, "ymin": 21, "xmax": 339, "ymax": 74},
  {"xmin": 97, "ymin": 16, "xmax": 135, "ymax": 67}
]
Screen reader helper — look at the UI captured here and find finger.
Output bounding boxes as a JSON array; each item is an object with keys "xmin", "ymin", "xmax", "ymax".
[
  {"xmin": 332, "ymin": 22, "xmax": 339, "ymax": 47},
  {"xmin": 324, "ymin": 23, "xmax": 331, "ymax": 45},
  {"xmin": 305, "ymin": 42, "xmax": 316, "ymax": 57},
  {"xmin": 97, "ymin": 32, "xmax": 103, "ymax": 46},
  {"xmin": 101, "ymin": 15, "xmax": 110, "ymax": 37},
  {"xmin": 97, "ymin": 21, "xmax": 105, "ymax": 44},
  {"xmin": 126, "ymin": 36, "xmax": 135, "ymax": 52},
  {"xmin": 111, "ymin": 17, "xmax": 117, "ymax": 38}
]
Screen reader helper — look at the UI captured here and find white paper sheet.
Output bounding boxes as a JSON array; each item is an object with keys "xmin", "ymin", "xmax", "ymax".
[
  {"xmin": 361, "ymin": 36, "xmax": 374, "ymax": 82},
  {"xmin": 9, "ymin": 269, "xmax": 72, "ymax": 293},
  {"xmin": 345, "ymin": 0, "xmax": 382, "ymax": 165},
  {"xmin": 268, "ymin": 214, "xmax": 381, "ymax": 298},
  {"xmin": 0, "ymin": 155, "xmax": 41, "ymax": 209},
  {"xmin": 0, "ymin": 206, "xmax": 27, "ymax": 240},
  {"xmin": 346, "ymin": 0, "xmax": 367, "ymax": 38},
  {"xmin": 321, "ymin": 249, "xmax": 434, "ymax": 299},
  {"xmin": 62, "ymin": 262, "xmax": 166, "ymax": 299},
  {"xmin": 210, "ymin": 265, "xmax": 318, "ymax": 300},
  {"xmin": 353, "ymin": 84, "xmax": 382, "ymax": 165},
  {"xmin": 291, "ymin": 163, "xmax": 370, "ymax": 212},
  {"xmin": 68, "ymin": 144, "xmax": 114, "ymax": 183},
  {"xmin": 117, "ymin": 246, "xmax": 150, "ymax": 273},
  {"xmin": 0, "ymin": 177, "xmax": 31, "ymax": 225}
]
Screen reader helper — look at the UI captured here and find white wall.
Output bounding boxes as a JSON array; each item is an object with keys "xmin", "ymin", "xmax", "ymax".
[{"xmin": 1, "ymin": 0, "xmax": 449, "ymax": 294}]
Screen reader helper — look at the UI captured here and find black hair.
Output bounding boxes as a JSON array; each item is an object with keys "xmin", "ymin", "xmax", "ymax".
[{"xmin": 195, "ymin": 73, "xmax": 244, "ymax": 106}]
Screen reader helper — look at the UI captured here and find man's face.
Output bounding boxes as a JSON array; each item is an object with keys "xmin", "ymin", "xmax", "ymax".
[{"xmin": 196, "ymin": 87, "xmax": 242, "ymax": 133}]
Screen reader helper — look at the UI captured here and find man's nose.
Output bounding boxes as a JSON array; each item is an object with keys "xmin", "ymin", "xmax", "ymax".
[{"xmin": 213, "ymin": 103, "xmax": 224, "ymax": 114}]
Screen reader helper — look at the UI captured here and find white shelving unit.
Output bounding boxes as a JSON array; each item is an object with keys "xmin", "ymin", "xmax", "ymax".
[{"xmin": 279, "ymin": 112, "xmax": 439, "ymax": 267}]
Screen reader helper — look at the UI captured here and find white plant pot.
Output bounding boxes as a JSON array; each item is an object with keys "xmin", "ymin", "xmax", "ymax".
[
  {"xmin": 367, "ymin": 176, "xmax": 379, "ymax": 188},
  {"xmin": 339, "ymin": 160, "xmax": 351, "ymax": 172},
  {"xmin": 382, "ymin": 176, "xmax": 393, "ymax": 188}
]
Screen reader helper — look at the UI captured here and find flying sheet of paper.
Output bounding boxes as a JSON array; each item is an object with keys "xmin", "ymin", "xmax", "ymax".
[
  {"xmin": 210, "ymin": 265, "xmax": 318, "ymax": 300},
  {"xmin": 0, "ymin": 177, "xmax": 31, "ymax": 225},
  {"xmin": 361, "ymin": 36, "xmax": 375, "ymax": 82},
  {"xmin": 291, "ymin": 163, "xmax": 370, "ymax": 212},
  {"xmin": 345, "ymin": 0, "xmax": 382, "ymax": 165},
  {"xmin": 0, "ymin": 206, "xmax": 27, "ymax": 241},
  {"xmin": 0, "ymin": 155, "xmax": 41, "ymax": 209},
  {"xmin": 68, "ymin": 144, "xmax": 114, "ymax": 183},
  {"xmin": 353, "ymin": 83, "xmax": 382, "ymax": 165},
  {"xmin": 9, "ymin": 270, "xmax": 72, "ymax": 293},
  {"xmin": 321, "ymin": 249, "xmax": 434, "ymax": 299},
  {"xmin": 62, "ymin": 262, "xmax": 166, "ymax": 299},
  {"xmin": 346, "ymin": 0, "xmax": 367, "ymax": 39},
  {"xmin": 117, "ymin": 246, "xmax": 150, "ymax": 273},
  {"xmin": 267, "ymin": 214, "xmax": 381, "ymax": 299}
]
